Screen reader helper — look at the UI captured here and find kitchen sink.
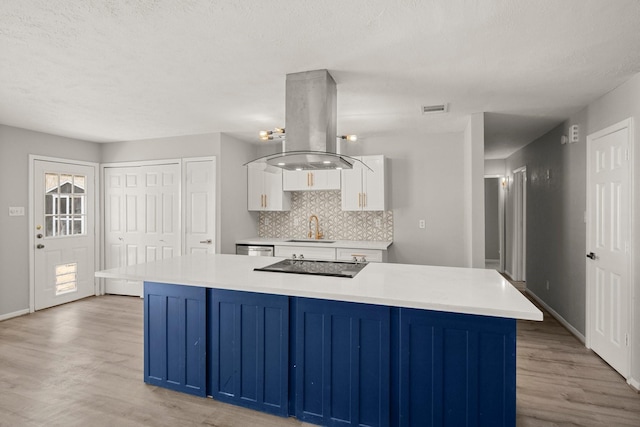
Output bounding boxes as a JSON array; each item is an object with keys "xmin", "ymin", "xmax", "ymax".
[{"xmin": 285, "ymin": 239, "xmax": 335, "ymax": 244}]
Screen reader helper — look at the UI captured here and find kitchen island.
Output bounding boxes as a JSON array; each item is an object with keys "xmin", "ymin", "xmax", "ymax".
[{"xmin": 96, "ymin": 253, "xmax": 541, "ymax": 427}]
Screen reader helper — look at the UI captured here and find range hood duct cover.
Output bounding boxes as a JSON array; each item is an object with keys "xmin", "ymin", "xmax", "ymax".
[{"xmin": 247, "ymin": 69, "xmax": 363, "ymax": 171}]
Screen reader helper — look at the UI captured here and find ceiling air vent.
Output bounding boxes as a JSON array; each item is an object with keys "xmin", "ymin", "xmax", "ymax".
[{"xmin": 421, "ymin": 104, "xmax": 448, "ymax": 114}]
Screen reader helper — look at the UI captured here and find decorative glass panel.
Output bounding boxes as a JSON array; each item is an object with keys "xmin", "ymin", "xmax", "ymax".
[
  {"xmin": 43, "ymin": 173, "xmax": 87, "ymax": 238},
  {"xmin": 60, "ymin": 174, "xmax": 73, "ymax": 193},
  {"xmin": 74, "ymin": 175, "xmax": 85, "ymax": 193},
  {"xmin": 55, "ymin": 263, "xmax": 77, "ymax": 295},
  {"xmin": 72, "ymin": 195, "xmax": 84, "ymax": 214},
  {"xmin": 45, "ymin": 194, "xmax": 55, "ymax": 215},
  {"xmin": 45, "ymin": 216, "xmax": 55, "ymax": 237}
]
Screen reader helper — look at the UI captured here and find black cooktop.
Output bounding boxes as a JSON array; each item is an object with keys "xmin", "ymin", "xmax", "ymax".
[{"xmin": 254, "ymin": 259, "xmax": 368, "ymax": 278}]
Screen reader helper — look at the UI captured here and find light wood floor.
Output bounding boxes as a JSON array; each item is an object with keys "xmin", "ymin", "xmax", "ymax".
[{"xmin": 0, "ymin": 295, "xmax": 638, "ymax": 426}]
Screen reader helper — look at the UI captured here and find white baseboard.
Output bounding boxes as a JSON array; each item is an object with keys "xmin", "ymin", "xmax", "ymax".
[
  {"xmin": 628, "ymin": 377, "xmax": 640, "ymax": 392},
  {"xmin": 525, "ymin": 289, "xmax": 586, "ymax": 344},
  {"xmin": 0, "ymin": 308, "xmax": 30, "ymax": 322}
]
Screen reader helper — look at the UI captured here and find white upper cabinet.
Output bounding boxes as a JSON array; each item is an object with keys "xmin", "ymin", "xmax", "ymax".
[
  {"xmin": 283, "ymin": 170, "xmax": 341, "ymax": 191},
  {"xmin": 247, "ymin": 163, "xmax": 291, "ymax": 211},
  {"xmin": 341, "ymin": 155, "xmax": 386, "ymax": 211}
]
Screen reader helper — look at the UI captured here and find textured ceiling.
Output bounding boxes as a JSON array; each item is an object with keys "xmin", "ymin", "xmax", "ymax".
[{"xmin": 1, "ymin": 0, "xmax": 640, "ymax": 159}]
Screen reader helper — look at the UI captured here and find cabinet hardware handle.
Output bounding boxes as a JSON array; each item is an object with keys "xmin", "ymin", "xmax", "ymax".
[
  {"xmin": 363, "ymin": 193, "xmax": 367, "ymax": 208},
  {"xmin": 310, "ymin": 172, "xmax": 314, "ymax": 187},
  {"xmin": 36, "ymin": 244, "xmax": 45, "ymax": 249},
  {"xmin": 358, "ymin": 193, "xmax": 362, "ymax": 207},
  {"xmin": 264, "ymin": 194, "xmax": 267, "ymax": 208}
]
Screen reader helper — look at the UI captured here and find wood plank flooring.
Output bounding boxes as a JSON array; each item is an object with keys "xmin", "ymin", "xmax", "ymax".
[{"xmin": 0, "ymin": 295, "xmax": 638, "ymax": 426}]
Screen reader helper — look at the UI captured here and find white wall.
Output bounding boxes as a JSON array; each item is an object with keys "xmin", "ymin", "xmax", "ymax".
[
  {"xmin": 343, "ymin": 130, "xmax": 467, "ymax": 266},
  {"xmin": 485, "ymin": 159, "xmax": 506, "ymax": 176},
  {"xmin": 219, "ymin": 133, "xmax": 259, "ymax": 254},
  {"xmin": 464, "ymin": 113, "xmax": 486, "ymax": 268},
  {"xmin": 0, "ymin": 125, "xmax": 101, "ymax": 318}
]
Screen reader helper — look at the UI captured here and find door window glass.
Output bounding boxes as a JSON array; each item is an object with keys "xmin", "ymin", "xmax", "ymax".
[{"xmin": 45, "ymin": 173, "xmax": 87, "ymax": 237}]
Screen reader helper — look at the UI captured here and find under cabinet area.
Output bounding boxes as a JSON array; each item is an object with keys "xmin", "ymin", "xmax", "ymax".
[
  {"xmin": 247, "ymin": 162, "xmax": 290, "ymax": 211},
  {"xmin": 283, "ymin": 169, "xmax": 341, "ymax": 191}
]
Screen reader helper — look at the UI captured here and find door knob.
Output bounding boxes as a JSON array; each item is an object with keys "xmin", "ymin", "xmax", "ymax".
[
  {"xmin": 586, "ymin": 252, "xmax": 597, "ymax": 260},
  {"xmin": 199, "ymin": 239, "xmax": 212, "ymax": 244},
  {"xmin": 36, "ymin": 244, "xmax": 45, "ymax": 249}
]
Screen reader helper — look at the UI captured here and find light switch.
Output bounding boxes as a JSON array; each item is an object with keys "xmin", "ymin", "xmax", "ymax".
[{"xmin": 9, "ymin": 206, "xmax": 25, "ymax": 216}]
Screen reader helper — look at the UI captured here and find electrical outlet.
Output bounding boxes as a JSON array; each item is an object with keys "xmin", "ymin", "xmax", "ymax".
[
  {"xmin": 264, "ymin": 217, "xmax": 270, "ymax": 226},
  {"xmin": 293, "ymin": 218, "xmax": 300, "ymax": 227},
  {"xmin": 9, "ymin": 206, "xmax": 25, "ymax": 216},
  {"xmin": 374, "ymin": 218, "xmax": 382, "ymax": 227},
  {"xmin": 546, "ymin": 280, "xmax": 550, "ymax": 291},
  {"xmin": 419, "ymin": 219, "xmax": 426, "ymax": 229}
]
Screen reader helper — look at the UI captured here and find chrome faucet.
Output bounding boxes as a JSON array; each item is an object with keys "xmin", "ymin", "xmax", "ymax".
[{"xmin": 308, "ymin": 214, "xmax": 323, "ymax": 240}]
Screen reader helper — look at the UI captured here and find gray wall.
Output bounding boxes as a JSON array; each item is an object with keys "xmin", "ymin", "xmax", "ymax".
[
  {"xmin": 343, "ymin": 130, "xmax": 467, "ymax": 267},
  {"xmin": 504, "ymin": 71, "xmax": 640, "ymax": 386},
  {"xmin": 0, "ymin": 125, "xmax": 101, "ymax": 318},
  {"xmin": 219, "ymin": 133, "xmax": 259, "ymax": 254},
  {"xmin": 484, "ymin": 178, "xmax": 500, "ymax": 260},
  {"xmin": 505, "ymin": 118, "xmax": 587, "ymax": 336}
]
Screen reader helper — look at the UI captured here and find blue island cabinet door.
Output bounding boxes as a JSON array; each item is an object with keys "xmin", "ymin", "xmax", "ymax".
[
  {"xmin": 208, "ymin": 289, "xmax": 289, "ymax": 417},
  {"xmin": 143, "ymin": 282, "xmax": 207, "ymax": 397},
  {"xmin": 396, "ymin": 309, "xmax": 516, "ymax": 427},
  {"xmin": 295, "ymin": 298, "xmax": 391, "ymax": 427}
]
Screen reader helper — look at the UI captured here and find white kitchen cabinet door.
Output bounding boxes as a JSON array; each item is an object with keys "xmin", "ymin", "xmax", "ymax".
[
  {"xmin": 283, "ymin": 170, "xmax": 341, "ymax": 191},
  {"xmin": 247, "ymin": 163, "xmax": 290, "ymax": 211},
  {"xmin": 247, "ymin": 164, "xmax": 266, "ymax": 211},
  {"xmin": 274, "ymin": 245, "xmax": 336, "ymax": 260},
  {"xmin": 341, "ymin": 156, "xmax": 385, "ymax": 211},
  {"xmin": 336, "ymin": 248, "xmax": 386, "ymax": 263},
  {"xmin": 341, "ymin": 158, "xmax": 364, "ymax": 211},
  {"xmin": 264, "ymin": 169, "xmax": 290, "ymax": 210},
  {"xmin": 362, "ymin": 155, "xmax": 386, "ymax": 211}
]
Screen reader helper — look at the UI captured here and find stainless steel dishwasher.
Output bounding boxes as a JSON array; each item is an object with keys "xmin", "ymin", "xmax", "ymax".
[{"xmin": 235, "ymin": 244, "xmax": 274, "ymax": 257}]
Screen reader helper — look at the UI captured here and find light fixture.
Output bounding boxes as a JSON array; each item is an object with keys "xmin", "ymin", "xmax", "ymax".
[
  {"xmin": 259, "ymin": 128, "xmax": 285, "ymax": 141},
  {"xmin": 339, "ymin": 134, "xmax": 358, "ymax": 142}
]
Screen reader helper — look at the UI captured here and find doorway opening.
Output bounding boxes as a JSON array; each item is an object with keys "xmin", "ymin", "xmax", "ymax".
[{"xmin": 484, "ymin": 176, "xmax": 505, "ymax": 272}]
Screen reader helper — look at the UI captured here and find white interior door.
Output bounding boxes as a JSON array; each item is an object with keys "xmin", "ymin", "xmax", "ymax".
[
  {"xmin": 103, "ymin": 163, "xmax": 181, "ymax": 296},
  {"xmin": 33, "ymin": 159, "xmax": 96, "ymax": 310},
  {"xmin": 183, "ymin": 158, "xmax": 216, "ymax": 254},
  {"xmin": 587, "ymin": 121, "xmax": 631, "ymax": 378}
]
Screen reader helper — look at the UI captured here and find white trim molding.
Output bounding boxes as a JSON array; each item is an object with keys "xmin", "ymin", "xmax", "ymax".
[
  {"xmin": 0, "ymin": 308, "xmax": 30, "ymax": 322},
  {"xmin": 526, "ymin": 289, "xmax": 586, "ymax": 344}
]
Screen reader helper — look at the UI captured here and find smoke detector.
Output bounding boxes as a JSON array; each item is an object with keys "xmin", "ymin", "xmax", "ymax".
[{"xmin": 421, "ymin": 104, "xmax": 449, "ymax": 114}]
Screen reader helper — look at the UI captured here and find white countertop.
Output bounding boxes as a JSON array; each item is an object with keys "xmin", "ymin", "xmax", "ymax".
[
  {"xmin": 95, "ymin": 254, "xmax": 542, "ymax": 321},
  {"xmin": 236, "ymin": 237, "xmax": 392, "ymax": 250}
]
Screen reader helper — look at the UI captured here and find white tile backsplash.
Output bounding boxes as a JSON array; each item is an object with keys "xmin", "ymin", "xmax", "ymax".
[{"xmin": 259, "ymin": 191, "xmax": 393, "ymax": 241}]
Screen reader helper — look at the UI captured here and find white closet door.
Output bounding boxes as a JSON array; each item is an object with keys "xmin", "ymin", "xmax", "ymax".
[
  {"xmin": 104, "ymin": 163, "xmax": 181, "ymax": 296},
  {"xmin": 184, "ymin": 158, "xmax": 216, "ymax": 255}
]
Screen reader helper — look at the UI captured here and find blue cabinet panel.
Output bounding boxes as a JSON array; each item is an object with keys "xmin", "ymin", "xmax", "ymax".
[
  {"xmin": 208, "ymin": 289, "xmax": 289, "ymax": 417},
  {"xmin": 143, "ymin": 282, "xmax": 206, "ymax": 397},
  {"xmin": 396, "ymin": 308, "xmax": 516, "ymax": 427},
  {"xmin": 295, "ymin": 298, "xmax": 391, "ymax": 427}
]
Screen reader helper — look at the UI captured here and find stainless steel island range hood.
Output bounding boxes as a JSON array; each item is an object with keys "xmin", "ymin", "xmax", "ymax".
[{"xmin": 247, "ymin": 69, "xmax": 364, "ymax": 171}]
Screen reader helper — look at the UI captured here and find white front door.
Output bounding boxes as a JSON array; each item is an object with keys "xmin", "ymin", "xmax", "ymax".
[
  {"xmin": 587, "ymin": 120, "xmax": 631, "ymax": 378},
  {"xmin": 33, "ymin": 159, "xmax": 96, "ymax": 310},
  {"xmin": 183, "ymin": 158, "xmax": 216, "ymax": 254},
  {"xmin": 103, "ymin": 163, "xmax": 181, "ymax": 296}
]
